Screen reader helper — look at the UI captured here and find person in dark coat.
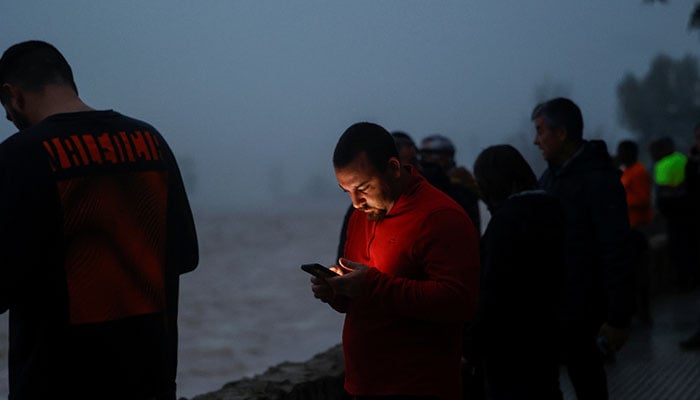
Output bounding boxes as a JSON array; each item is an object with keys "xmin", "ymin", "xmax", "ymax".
[
  {"xmin": 532, "ymin": 97, "xmax": 635, "ymax": 400},
  {"xmin": 678, "ymin": 123, "xmax": 700, "ymax": 349},
  {"xmin": 471, "ymin": 144, "xmax": 565, "ymax": 400}
]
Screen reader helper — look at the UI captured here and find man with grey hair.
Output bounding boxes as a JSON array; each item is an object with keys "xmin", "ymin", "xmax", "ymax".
[{"xmin": 532, "ymin": 97, "xmax": 634, "ymax": 400}]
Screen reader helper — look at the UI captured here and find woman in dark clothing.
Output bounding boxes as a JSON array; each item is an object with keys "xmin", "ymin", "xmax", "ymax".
[{"xmin": 472, "ymin": 145, "xmax": 565, "ymax": 400}]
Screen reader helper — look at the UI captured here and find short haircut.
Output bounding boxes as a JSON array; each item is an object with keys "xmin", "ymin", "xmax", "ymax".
[
  {"xmin": 0, "ymin": 40, "xmax": 77, "ymax": 97},
  {"xmin": 616, "ymin": 140, "xmax": 639, "ymax": 166},
  {"xmin": 391, "ymin": 130, "xmax": 417, "ymax": 151},
  {"xmin": 649, "ymin": 136, "xmax": 675, "ymax": 162},
  {"xmin": 531, "ymin": 97, "xmax": 584, "ymax": 144},
  {"xmin": 333, "ymin": 122, "xmax": 398, "ymax": 172},
  {"xmin": 473, "ymin": 144, "xmax": 537, "ymax": 209}
]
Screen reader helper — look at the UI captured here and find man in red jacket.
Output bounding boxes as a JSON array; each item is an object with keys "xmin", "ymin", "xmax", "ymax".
[{"xmin": 310, "ymin": 122, "xmax": 480, "ymax": 400}]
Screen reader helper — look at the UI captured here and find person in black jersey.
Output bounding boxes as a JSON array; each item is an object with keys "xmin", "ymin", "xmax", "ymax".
[{"xmin": 0, "ymin": 40, "xmax": 198, "ymax": 400}]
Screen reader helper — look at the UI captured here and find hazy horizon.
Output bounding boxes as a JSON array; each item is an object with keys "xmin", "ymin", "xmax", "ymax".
[{"xmin": 2, "ymin": 1, "xmax": 699, "ymax": 211}]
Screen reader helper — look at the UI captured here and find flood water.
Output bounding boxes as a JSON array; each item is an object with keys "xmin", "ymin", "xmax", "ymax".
[{"xmin": 0, "ymin": 204, "xmax": 349, "ymax": 399}]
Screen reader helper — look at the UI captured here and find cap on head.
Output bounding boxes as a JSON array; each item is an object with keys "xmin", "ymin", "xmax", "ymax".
[{"xmin": 420, "ymin": 134, "xmax": 455, "ymax": 157}]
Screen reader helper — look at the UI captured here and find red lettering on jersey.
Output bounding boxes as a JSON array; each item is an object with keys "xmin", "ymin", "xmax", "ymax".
[
  {"xmin": 97, "ymin": 133, "xmax": 118, "ymax": 164},
  {"xmin": 43, "ymin": 131, "xmax": 164, "ymax": 171},
  {"xmin": 144, "ymin": 131, "xmax": 162, "ymax": 161},
  {"xmin": 51, "ymin": 138, "xmax": 72, "ymax": 169},
  {"xmin": 119, "ymin": 131, "xmax": 136, "ymax": 162},
  {"xmin": 81, "ymin": 134, "xmax": 104, "ymax": 165},
  {"xmin": 43, "ymin": 140, "xmax": 60, "ymax": 172},
  {"xmin": 69, "ymin": 135, "xmax": 90, "ymax": 166},
  {"xmin": 131, "ymin": 131, "xmax": 152, "ymax": 161}
]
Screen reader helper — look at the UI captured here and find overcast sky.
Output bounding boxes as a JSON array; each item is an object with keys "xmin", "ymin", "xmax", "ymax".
[{"xmin": 2, "ymin": 1, "xmax": 699, "ymax": 211}]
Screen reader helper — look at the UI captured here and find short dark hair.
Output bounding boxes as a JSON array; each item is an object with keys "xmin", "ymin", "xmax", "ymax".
[
  {"xmin": 333, "ymin": 122, "xmax": 398, "ymax": 172},
  {"xmin": 0, "ymin": 40, "xmax": 77, "ymax": 98},
  {"xmin": 391, "ymin": 130, "xmax": 417, "ymax": 151},
  {"xmin": 649, "ymin": 136, "xmax": 675, "ymax": 162},
  {"xmin": 473, "ymin": 144, "xmax": 537, "ymax": 210},
  {"xmin": 531, "ymin": 97, "xmax": 584, "ymax": 144},
  {"xmin": 616, "ymin": 140, "xmax": 639, "ymax": 166}
]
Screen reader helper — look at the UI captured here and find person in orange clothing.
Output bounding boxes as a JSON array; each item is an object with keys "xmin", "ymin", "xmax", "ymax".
[
  {"xmin": 616, "ymin": 139, "xmax": 653, "ymax": 324},
  {"xmin": 617, "ymin": 140, "xmax": 654, "ymax": 227}
]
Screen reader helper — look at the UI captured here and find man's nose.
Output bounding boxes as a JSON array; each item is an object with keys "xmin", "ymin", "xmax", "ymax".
[{"xmin": 349, "ymin": 191, "xmax": 365, "ymax": 208}]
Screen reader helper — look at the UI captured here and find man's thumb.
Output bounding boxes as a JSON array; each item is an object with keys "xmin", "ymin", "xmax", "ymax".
[{"xmin": 338, "ymin": 257, "xmax": 358, "ymax": 272}]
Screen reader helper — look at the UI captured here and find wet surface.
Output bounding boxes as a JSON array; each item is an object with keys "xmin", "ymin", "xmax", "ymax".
[{"xmin": 560, "ymin": 290, "xmax": 700, "ymax": 399}]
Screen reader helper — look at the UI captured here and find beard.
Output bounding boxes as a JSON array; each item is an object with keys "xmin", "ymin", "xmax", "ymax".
[{"xmin": 364, "ymin": 208, "xmax": 387, "ymax": 222}]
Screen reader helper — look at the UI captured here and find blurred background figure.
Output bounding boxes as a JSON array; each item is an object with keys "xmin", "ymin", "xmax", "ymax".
[
  {"xmin": 532, "ymin": 97, "xmax": 634, "ymax": 400},
  {"xmin": 649, "ymin": 136, "xmax": 695, "ymax": 292},
  {"xmin": 677, "ymin": 124, "xmax": 700, "ymax": 350},
  {"xmin": 391, "ymin": 130, "xmax": 421, "ymax": 170},
  {"xmin": 471, "ymin": 144, "xmax": 565, "ymax": 400},
  {"xmin": 616, "ymin": 140, "xmax": 654, "ymax": 325},
  {"xmin": 419, "ymin": 134, "xmax": 482, "ymax": 234}
]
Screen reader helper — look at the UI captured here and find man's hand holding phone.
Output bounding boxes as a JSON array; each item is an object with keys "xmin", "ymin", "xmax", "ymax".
[
  {"xmin": 305, "ymin": 258, "xmax": 370, "ymax": 301},
  {"xmin": 329, "ymin": 258, "xmax": 370, "ymax": 299},
  {"xmin": 301, "ymin": 263, "xmax": 341, "ymax": 279},
  {"xmin": 303, "ymin": 263, "xmax": 340, "ymax": 303}
]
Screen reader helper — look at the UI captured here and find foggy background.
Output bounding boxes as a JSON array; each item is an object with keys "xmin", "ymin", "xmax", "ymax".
[
  {"xmin": 3, "ymin": 1, "xmax": 699, "ymax": 211},
  {"xmin": 2, "ymin": 1, "xmax": 700, "ymax": 398}
]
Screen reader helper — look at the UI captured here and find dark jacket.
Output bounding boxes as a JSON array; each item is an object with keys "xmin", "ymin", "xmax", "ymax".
[
  {"xmin": 686, "ymin": 147, "xmax": 700, "ymax": 223},
  {"xmin": 539, "ymin": 140, "xmax": 634, "ymax": 329},
  {"xmin": 475, "ymin": 191, "xmax": 565, "ymax": 399},
  {"xmin": 0, "ymin": 111, "xmax": 199, "ymax": 400}
]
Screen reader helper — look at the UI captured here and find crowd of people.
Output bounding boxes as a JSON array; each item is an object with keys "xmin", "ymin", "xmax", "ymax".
[
  {"xmin": 314, "ymin": 97, "xmax": 700, "ymax": 400},
  {"xmin": 1, "ymin": 38, "xmax": 699, "ymax": 400}
]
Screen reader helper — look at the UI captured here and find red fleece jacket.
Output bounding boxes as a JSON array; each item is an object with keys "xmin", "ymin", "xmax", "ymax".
[{"xmin": 337, "ymin": 169, "xmax": 480, "ymax": 400}]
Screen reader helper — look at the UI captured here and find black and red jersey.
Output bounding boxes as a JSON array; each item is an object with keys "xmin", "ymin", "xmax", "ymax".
[{"xmin": 0, "ymin": 110, "xmax": 198, "ymax": 399}]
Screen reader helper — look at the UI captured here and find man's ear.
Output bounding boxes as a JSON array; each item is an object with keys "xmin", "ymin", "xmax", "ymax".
[
  {"xmin": 387, "ymin": 156, "xmax": 402, "ymax": 178},
  {"xmin": 1, "ymin": 83, "xmax": 23, "ymax": 109},
  {"xmin": 554, "ymin": 126, "xmax": 569, "ymax": 143}
]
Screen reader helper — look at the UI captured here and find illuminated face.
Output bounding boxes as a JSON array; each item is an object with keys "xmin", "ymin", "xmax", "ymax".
[
  {"xmin": 533, "ymin": 115, "xmax": 566, "ymax": 163},
  {"xmin": 335, "ymin": 151, "xmax": 398, "ymax": 222}
]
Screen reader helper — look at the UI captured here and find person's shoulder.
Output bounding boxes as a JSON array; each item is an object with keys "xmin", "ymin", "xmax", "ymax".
[
  {"xmin": 0, "ymin": 130, "xmax": 22, "ymax": 147},
  {"xmin": 420, "ymin": 196, "xmax": 472, "ymax": 231},
  {"xmin": 568, "ymin": 141, "xmax": 619, "ymax": 179},
  {"xmin": 506, "ymin": 191, "xmax": 560, "ymax": 214},
  {"xmin": 574, "ymin": 141, "xmax": 613, "ymax": 169},
  {"xmin": 0, "ymin": 125, "xmax": 42, "ymax": 154},
  {"xmin": 107, "ymin": 111, "xmax": 159, "ymax": 131},
  {"xmin": 629, "ymin": 161, "xmax": 648, "ymax": 172},
  {"xmin": 449, "ymin": 166, "xmax": 476, "ymax": 186},
  {"xmin": 412, "ymin": 179, "xmax": 467, "ymax": 216}
]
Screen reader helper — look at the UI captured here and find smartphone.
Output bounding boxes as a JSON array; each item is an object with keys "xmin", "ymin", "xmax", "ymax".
[{"xmin": 301, "ymin": 263, "xmax": 340, "ymax": 279}]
